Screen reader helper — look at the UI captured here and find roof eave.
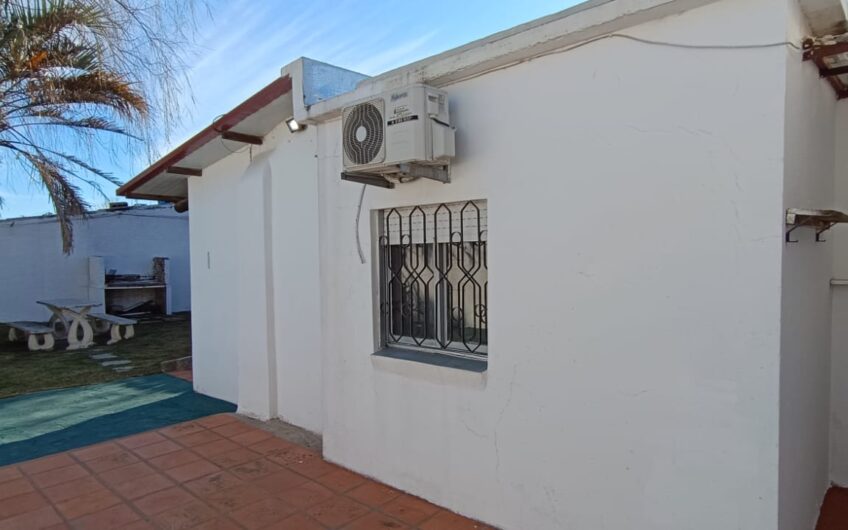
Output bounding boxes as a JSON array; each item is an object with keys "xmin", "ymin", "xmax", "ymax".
[{"xmin": 118, "ymin": 75, "xmax": 294, "ymax": 200}]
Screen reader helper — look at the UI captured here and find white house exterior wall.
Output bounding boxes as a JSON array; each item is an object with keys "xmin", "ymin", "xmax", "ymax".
[
  {"xmin": 316, "ymin": 0, "xmax": 786, "ymax": 528},
  {"xmin": 188, "ymin": 153, "xmax": 246, "ymax": 404},
  {"xmin": 780, "ymin": 3, "xmax": 838, "ymax": 529},
  {"xmin": 188, "ymin": 124, "xmax": 325, "ymax": 432},
  {"xmin": 830, "ymin": 85, "xmax": 848, "ymax": 485},
  {"xmin": 0, "ymin": 206, "xmax": 190, "ymax": 322}
]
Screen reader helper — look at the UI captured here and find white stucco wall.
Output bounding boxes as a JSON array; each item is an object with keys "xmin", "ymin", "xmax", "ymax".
[
  {"xmin": 189, "ymin": 154, "xmax": 244, "ymax": 404},
  {"xmin": 315, "ymin": 0, "xmax": 786, "ymax": 528},
  {"xmin": 0, "ymin": 206, "xmax": 190, "ymax": 322},
  {"xmin": 830, "ymin": 94, "xmax": 848, "ymax": 485},
  {"xmin": 779, "ymin": 4, "xmax": 837, "ymax": 529},
  {"xmin": 188, "ymin": 124, "xmax": 324, "ymax": 426}
]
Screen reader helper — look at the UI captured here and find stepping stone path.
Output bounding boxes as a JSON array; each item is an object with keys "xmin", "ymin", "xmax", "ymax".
[{"xmin": 88, "ymin": 352, "xmax": 134, "ymax": 372}]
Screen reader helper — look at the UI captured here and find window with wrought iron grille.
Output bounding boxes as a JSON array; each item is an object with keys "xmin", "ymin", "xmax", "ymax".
[{"xmin": 377, "ymin": 200, "xmax": 488, "ymax": 359}]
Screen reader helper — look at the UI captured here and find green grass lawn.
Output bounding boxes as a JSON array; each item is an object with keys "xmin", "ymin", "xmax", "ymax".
[{"xmin": 0, "ymin": 315, "xmax": 191, "ymax": 399}]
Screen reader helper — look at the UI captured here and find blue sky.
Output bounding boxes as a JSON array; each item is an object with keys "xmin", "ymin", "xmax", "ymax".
[{"xmin": 0, "ymin": 0, "xmax": 577, "ymax": 218}]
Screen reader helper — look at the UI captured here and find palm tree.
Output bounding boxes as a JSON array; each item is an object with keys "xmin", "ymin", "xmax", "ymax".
[{"xmin": 0, "ymin": 0, "xmax": 200, "ymax": 252}]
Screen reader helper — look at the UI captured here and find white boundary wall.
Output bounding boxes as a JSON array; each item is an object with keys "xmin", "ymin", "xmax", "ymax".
[{"xmin": 0, "ymin": 206, "xmax": 190, "ymax": 322}]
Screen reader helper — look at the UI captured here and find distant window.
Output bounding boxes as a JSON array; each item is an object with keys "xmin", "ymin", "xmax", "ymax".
[{"xmin": 378, "ymin": 200, "xmax": 488, "ymax": 359}]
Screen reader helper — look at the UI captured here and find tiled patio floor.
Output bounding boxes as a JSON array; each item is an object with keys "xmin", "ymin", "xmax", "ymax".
[
  {"xmin": 817, "ymin": 486, "xmax": 848, "ymax": 530},
  {"xmin": 0, "ymin": 414, "xmax": 491, "ymax": 529}
]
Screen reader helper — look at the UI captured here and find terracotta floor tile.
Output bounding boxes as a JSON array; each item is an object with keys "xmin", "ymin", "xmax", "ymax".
[
  {"xmin": 306, "ymin": 496, "xmax": 370, "ymax": 528},
  {"xmin": 190, "ymin": 516, "xmax": 243, "ymax": 530},
  {"xmin": 253, "ymin": 469, "xmax": 309, "ymax": 494},
  {"xmin": 206, "ymin": 484, "xmax": 271, "ymax": 513},
  {"xmin": 55, "ymin": 489, "xmax": 121, "ymax": 520},
  {"xmin": 30, "ymin": 464, "xmax": 89, "ymax": 489},
  {"xmin": 184, "ymin": 471, "xmax": 244, "ymax": 498},
  {"xmin": 131, "ymin": 440, "xmax": 181, "ymax": 460},
  {"xmin": 287, "ymin": 457, "xmax": 340, "ymax": 479},
  {"xmin": 132, "ymin": 486, "xmax": 194, "ymax": 517},
  {"xmin": 276, "ymin": 481, "xmax": 335, "ymax": 509},
  {"xmin": 0, "ymin": 490, "xmax": 48, "ymax": 519},
  {"xmin": 229, "ymin": 429, "xmax": 272, "ymax": 446},
  {"xmin": 207, "ymin": 448, "xmax": 262, "ymax": 469},
  {"xmin": 149, "ymin": 449, "xmax": 202, "ymax": 471},
  {"xmin": 315, "ymin": 469, "xmax": 367, "ymax": 493},
  {"xmin": 211, "ymin": 422, "xmax": 253, "ymax": 439},
  {"xmin": 418, "ymin": 510, "xmax": 491, "ymax": 530},
  {"xmin": 168, "ymin": 371, "xmax": 193, "ymax": 382},
  {"xmin": 160, "ymin": 422, "xmax": 206, "ymax": 439},
  {"xmin": 818, "ymin": 486, "xmax": 848, "ymax": 530},
  {"xmin": 122, "ymin": 522, "xmax": 157, "ymax": 530},
  {"xmin": 111, "ymin": 473, "xmax": 173, "ymax": 500},
  {"xmin": 173, "ymin": 430, "xmax": 223, "ymax": 448},
  {"xmin": 382, "ymin": 494, "xmax": 441, "ymax": 525},
  {"xmin": 248, "ymin": 437, "xmax": 294, "ymax": 455},
  {"xmin": 70, "ymin": 443, "xmax": 123, "ymax": 463},
  {"xmin": 68, "ymin": 503, "xmax": 140, "ymax": 530},
  {"xmin": 18, "ymin": 453, "xmax": 76, "ymax": 475},
  {"xmin": 0, "ymin": 467, "xmax": 21, "ymax": 484},
  {"xmin": 229, "ymin": 498, "xmax": 296, "ymax": 530},
  {"xmin": 83, "ymin": 451, "xmax": 139, "ymax": 474},
  {"xmin": 41, "ymin": 476, "xmax": 105, "ymax": 504},
  {"xmin": 263, "ymin": 445, "xmax": 318, "ymax": 467},
  {"xmin": 3, "ymin": 417, "xmax": 491, "ymax": 530},
  {"xmin": 19, "ymin": 454, "xmax": 75, "ymax": 476},
  {"xmin": 265, "ymin": 513, "xmax": 326, "ymax": 530},
  {"xmin": 346, "ymin": 481, "xmax": 401, "ymax": 507},
  {"xmin": 0, "ymin": 477, "xmax": 34, "ymax": 501},
  {"xmin": 97, "ymin": 462, "xmax": 154, "ymax": 487},
  {"xmin": 196, "ymin": 415, "xmax": 238, "ymax": 429},
  {"xmin": 165, "ymin": 459, "xmax": 221, "ymax": 483},
  {"xmin": 152, "ymin": 500, "xmax": 218, "ymax": 530},
  {"xmin": 0, "ymin": 505, "xmax": 62, "ymax": 530},
  {"xmin": 343, "ymin": 511, "xmax": 409, "ymax": 530},
  {"xmin": 229, "ymin": 458, "xmax": 281, "ymax": 481},
  {"xmin": 118, "ymin": 432, "xmax": 167, "ymax": 450},
  {"xmin": 192, "ymin": 439, "xmax": 240, "ymax": 459}
]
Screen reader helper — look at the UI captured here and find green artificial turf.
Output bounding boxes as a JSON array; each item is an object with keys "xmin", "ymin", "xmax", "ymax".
[{"xmin": 0, "ymin": 315, "xmax": 191, "ymax": 399}]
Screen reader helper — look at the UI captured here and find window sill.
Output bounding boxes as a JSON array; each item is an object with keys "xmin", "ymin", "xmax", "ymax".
[
  {"xmin": 371, "ymin": 348, "xmax": 488, "ymax": 389},
  {"xmin": 373, "ymin": 347, "xmax": 487, "ymax": 372}
]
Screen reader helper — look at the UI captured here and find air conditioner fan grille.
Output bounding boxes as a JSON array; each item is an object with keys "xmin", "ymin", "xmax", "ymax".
[{"xmin": 343, "ymin": 101, "xmax": 384, "ymax": 166}]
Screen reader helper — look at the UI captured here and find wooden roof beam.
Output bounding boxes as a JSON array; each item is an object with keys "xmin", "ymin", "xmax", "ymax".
[
  {"xmin": 221, "ymin": 131, "xmax": 263, "ymax": 145},
  {"xmin": 167, "ymin": 166, "xmax": 202, "ymax": 177}
]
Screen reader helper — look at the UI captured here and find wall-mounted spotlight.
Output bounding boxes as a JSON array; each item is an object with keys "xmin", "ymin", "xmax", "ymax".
[{"xmin": 286, "ymin": 117, "xmax": 306, "ymax": 133}]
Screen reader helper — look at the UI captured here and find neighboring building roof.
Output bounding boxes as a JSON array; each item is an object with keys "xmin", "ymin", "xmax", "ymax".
[{"xmin": 0, "ymin": 204, "xmax": 182, "ymax": 226}]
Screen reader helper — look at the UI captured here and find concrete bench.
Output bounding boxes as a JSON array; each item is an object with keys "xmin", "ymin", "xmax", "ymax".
[
  {"xmin": 4, "ymin": 321, "xmax": 55, "ymax": 351},
  {"xmin": 89, "ymin": 313, "xmax": 137, "ymax": 345}
]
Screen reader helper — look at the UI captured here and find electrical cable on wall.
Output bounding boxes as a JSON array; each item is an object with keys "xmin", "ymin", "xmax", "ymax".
[
  {"xmin": 448, "ymin": 34, "xmax": 803, "ymax": 86},
  {"xmin": 355, "ymin": 184, "xmax": 367, "ymax": 264}
]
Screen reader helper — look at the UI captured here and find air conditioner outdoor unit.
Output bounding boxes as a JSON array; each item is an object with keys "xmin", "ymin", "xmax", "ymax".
[{"xmin": 341, "ymin": 84, "xmax": 455, "ymax": 185}]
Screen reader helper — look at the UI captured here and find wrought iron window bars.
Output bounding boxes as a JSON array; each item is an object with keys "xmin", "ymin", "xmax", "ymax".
[{"xmin": 378, "ymin": 200, "xmax": 488, "ymax": 358}]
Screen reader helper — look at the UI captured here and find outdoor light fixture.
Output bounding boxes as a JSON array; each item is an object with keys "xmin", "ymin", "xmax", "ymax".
[{"xmin": 285, "ymin": 117, "xmax": 305, "ymax": 133}]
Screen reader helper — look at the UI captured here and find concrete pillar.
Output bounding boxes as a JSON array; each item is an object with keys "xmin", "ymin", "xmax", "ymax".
[{"xmin": 236, "ymin": 151, "xmax": 279, "ymax": 420}]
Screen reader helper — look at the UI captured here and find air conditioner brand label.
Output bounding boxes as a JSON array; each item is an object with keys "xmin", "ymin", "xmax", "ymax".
[{"xmin": 387, "ymin": 114, "xmax": 419, "ymax": 126}]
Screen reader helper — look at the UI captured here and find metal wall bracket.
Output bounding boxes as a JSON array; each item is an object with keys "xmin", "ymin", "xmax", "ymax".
[
  {"xmin": 785, "ymin": 208, "xmax": 848, "ymax": 243},
  {"xmin": 397, "ymin": 163, "xmax": 450, "ymax": 183},
  {"xmin": 341, "ymin": 171, "xmax": 394, "ymax": 189}
]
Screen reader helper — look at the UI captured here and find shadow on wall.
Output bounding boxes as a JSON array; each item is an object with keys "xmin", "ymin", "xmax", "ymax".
[{"xmin": 0, "ymin": 374, "xmax": 235, "ymax": 466}]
